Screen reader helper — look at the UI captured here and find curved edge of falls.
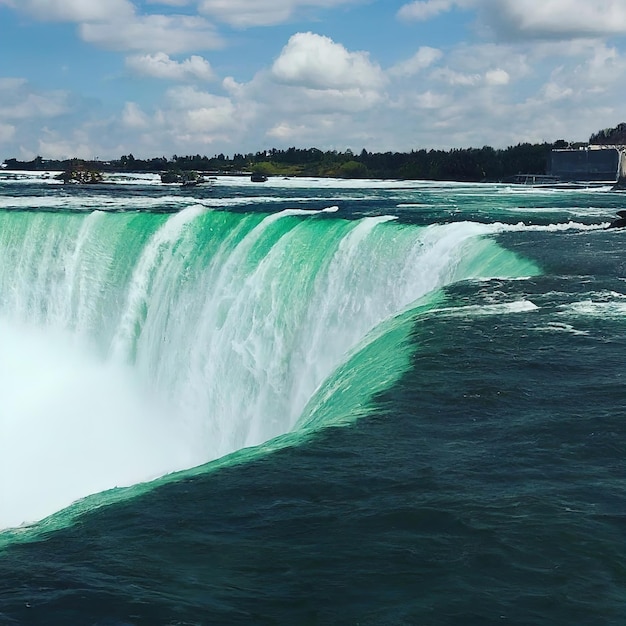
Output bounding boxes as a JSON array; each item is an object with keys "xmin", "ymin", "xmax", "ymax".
[{"xmin": 0, "ymin": 208, "xmax": 541, "ymax": 534}]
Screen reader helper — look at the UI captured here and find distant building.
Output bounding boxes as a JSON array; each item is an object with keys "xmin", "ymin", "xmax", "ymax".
[{"xmin": 548, "ymin": 146, "xmax": 624, "ymax": 182}]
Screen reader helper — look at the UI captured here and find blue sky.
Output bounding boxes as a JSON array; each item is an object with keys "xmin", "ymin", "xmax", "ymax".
[{"xmin": 1, "ymin": 0, "xmax": 626, "ymax": 160}]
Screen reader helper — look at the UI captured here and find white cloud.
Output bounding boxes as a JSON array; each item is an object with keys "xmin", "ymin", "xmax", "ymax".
[
  {"xmin": 160, "ymin": 86, "xmax": 239, "ymax": 136},
  {"xmin": 264, "ymin": 117, "xmax": 347, "ymax": 146},
  {"xmin": 294, "ymin": 86, "xmax": 385, "ymax": 113},
  {"xmin": 0, "ymin": 0, "xmax": 134, "ymax": 22},
  {"xmin": 82, "ymin": 86, "xmax": 250, "ymax": 155},
  {"xmin": 222, "ymin": 76, "xmax": 245, "ymax": 97},
  {"xmin": 0, "ymin": 1, "xmax": 223, "ymax": 54},
  {"xmin": 126, "ymin": 53, "xmax": 215, "ymax": 81},
  {"xmin": 80, "ymin": 14, "xmax": 222, "ymax": 53},
  {"xmin": 579, "ymin": 44, "xmax": 625, "ymax": 86},
  {"xmin": 485, "ymin": 68, "xmax": 510, "ymax": 85},
  {"xmin": 432, "ymin": 67, "xmax": 482, "ymax": 86},
  {"xmin": 38, "ymin": 138, "xmax": 93, "ymax": 160},
  {"xmin": 146, "ymin": 0, "xmax": 190, "ymax": 5},
  {"xmin": 447, "ymin": 43, "xmax": 531, "ymax": 79},
  {"xmin": 0, "ymin": 79, "xmax": 69, "ymax": 119},
  {"xmin": 0, "ymin": 78, "xmax": 27, "ymax": 91},
  {"xmin": 397, "ymin": 0, "xmax": 458, "ymax": 22},
  {"xmin": 524, "ymin": 42, "xmax": 626, "ymax": 107},
  {"xmin": 3, "ymin": 2, "xmax": 626, "ymax": 160},
  {"xmin": 164, "ymin": 85, "xmax": 226, "ymax": 110},
  {"xmin": 398, "ymin": 0, "xmax": 626, "ymax": 41},
  {"xmin": 198, "ymin": 0, "xmax": 293, "ymax": 27},
  {"xmin": 34, "ymin": 122, "xmax": 109, "ymax": 160},
  {"xmin": 185, "ymin": 103, "xmax": 236, "ymax": 132},
  {"xmin": 390, "ymin": 47, "xmax": 443, "ymax": 77},
  {"xmin": 271, "ymin": 32, "xmax": 385, "ymax": 91},
  {"xmin": 266, "ymin": 121, "xmax": 308, "ymax": 140},
  {"xmin": 122, "ymin": 102, "xmax": 150, "ymax": 128},
  {"xmin": 197, "ymin": 0, "xmax": 360, "ymax": 28},
  {"xmin": 541, "ymin": 82, "xmax": 574, "ymax": 102},
  {"xmin": 413, "ymin": 90, "xmax": 449, "ymax": 109},
  {"xmin": 0, "ymin": 123, "xmax": 15, "ymax": 142},
  {"xmin": 485, "ymin": 0, "xmax": 626, "ymax": 40}
]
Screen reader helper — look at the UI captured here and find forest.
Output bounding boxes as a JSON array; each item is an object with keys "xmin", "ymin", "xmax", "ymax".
[
  {"xmin": 1, "ymin": 143, "xmax": 557, "ymax": 182},
  {"xmin": 3, "ymin": 123, "xmax": 625, "ymax": 181}
]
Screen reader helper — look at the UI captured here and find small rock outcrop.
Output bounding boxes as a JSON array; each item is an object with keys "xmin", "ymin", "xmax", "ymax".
[{"xmin": 55, "ymin": 162, "xmax": 103, "ymax": 184}]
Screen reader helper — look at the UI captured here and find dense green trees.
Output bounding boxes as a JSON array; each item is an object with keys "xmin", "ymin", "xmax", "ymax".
[
  {"xmin": 589, "ymin": 122, "xmax": 626, "ymax": 145},
  {"xmin": 1, "ymin": 140, "xmax": 564, "ymax": 181}
]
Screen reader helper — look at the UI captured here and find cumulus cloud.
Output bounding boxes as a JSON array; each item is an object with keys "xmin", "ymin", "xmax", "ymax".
[
  {"xmin": 0, "ymin": 123, "xmax": 16, "ymax": 142},
  {"xmin": 146, "ymin": 0, "xmax": 190, "ymax": 6},
  {"xmin": 0, "ymin": 79, "xmax": 78, "ymax": 160},
  {"xmin": 432, "ymin": 67, "xmax": 481, "ymax": 86},
  {"xmin": 222, "ymin": 76, "xmax": 245, "ymax": 97},
  {"xmin": 0, "ymin": 1, "xmax": 223, "ymax": 54},
  {"xmin": 484, "ymin": 0, "xmax": 626, "ymax": 40},
  {"xmin": 485, "ymin": 68, "xmax": 510, "ymax": 85},
  {"xmin": 38, "ymin": 135, "xmax": 97, "ymax": 160},
  {"xmin": 390, "ymin": 47, "xmax": 443, "ymax": 77},
  {"xmin": 430, "ymin": 43, "xmax": 518, "ymax": 73},
  {"xmin": 94, "ymin": 86, "xmax": 249, "ymax": 154},
  {"xmin": 397, "ymin": 0, "xmax": 459, "ymax": 22},
  {"xmin": 398, "ymin": 0, "xmax": 626, "ymax": 40},
  {"xmin": 264, "ymin": 117, "xmax": 348, "ymax": 145},
  {"xmin": 126, "ymin": 53, "xmax": 215, "ymax": 81},
  {"xmin": 580, "ymin": 43, "xmax": 625, "ymax": 86},
  {"xmin": 161, "ymin": 86, "xmax": 239, "ymax": 134},
  {"xmin": 197, "ymin": 0, "xmax": 359, "ymax": 28},
  {"xmin": 0, "ymin": 78, "xmax": 26, "ymax": 92},
  {"xmin": 540, "ymin": 82, "xmax": 574, "ymax": 102},
  {"xmin": 80, "ymin": 14, "xmax": 222, "ymax": 53},
  {"xmin": 446, "ymin": 43, "xmax": 531, "ymax": 79},
  {"xmin": 523, "ymin": 41, "xmax": 626, "ymax": 106},
  {"xmin": 3, "ymin": 0, "xmax": 626, "ymax": 159},
  {"xmin": 413, "ymin": 90, "xmax": 449, "ymax": 109},
  {"xmin": 266, "ymin": 121, "xmax": 309, "ymax": 140},
  {"xmin": 0, "ymin": 0, "xmax": 135, "ymax": 22},
  {"xmin": 0, "ymin": 78, "xmax": 69, "ymax": 119},
  {"xmin": 423, "ymin": 46, "xmax": 512, "ymax": 90},
  {"xmin": 271, "ymin": 32, "xmax": 385, "ymax": 91},
  {"xmin": 122, "ymin": 102, "xmax": 150, "ymax": 128},
  {"xmin": 288, "ymin": 85, "xmax": 385, "ymax": 113},
  {"xmin": 198, "ymin": 0, "xmax": 293, "ymax": 27}
]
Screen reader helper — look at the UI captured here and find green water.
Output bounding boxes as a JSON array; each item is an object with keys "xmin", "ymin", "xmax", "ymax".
[{"xmin": 1, "ymin": 179, "xmax": 623, "ymax": 626}]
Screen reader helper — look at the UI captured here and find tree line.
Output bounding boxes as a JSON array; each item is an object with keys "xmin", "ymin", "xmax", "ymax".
[
  {"xmin": 2, "ymin": 143, "xmax": 554, "ymax": 181},
  {"xmin": 3, "ymin": 123, "xmax": 624, "ymax": 181}
]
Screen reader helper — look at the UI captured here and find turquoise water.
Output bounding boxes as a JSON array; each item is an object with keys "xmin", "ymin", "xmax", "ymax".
[{"xmin": 0, "ymin": 174, "xmax": 624, "ymax": 625}]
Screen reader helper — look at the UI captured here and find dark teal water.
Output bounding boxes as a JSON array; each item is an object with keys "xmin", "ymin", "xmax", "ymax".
[{"xmin": 0, "ymin": 174, "xmax": 624, "ymax": 625}]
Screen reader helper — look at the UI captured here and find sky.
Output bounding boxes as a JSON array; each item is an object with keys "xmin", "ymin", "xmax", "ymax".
[{"xmin": 1, "ymin": 0, "xmax": 626, "ymax": 161}]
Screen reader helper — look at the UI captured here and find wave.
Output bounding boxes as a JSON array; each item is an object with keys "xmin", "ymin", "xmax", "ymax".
[
  {"xmin": 559, "ymin": 299, "xmax": 626, "ymax": 317},
  {"xmin": 0, "ymin": 208, "xmax": 540, "ymax": 530}
]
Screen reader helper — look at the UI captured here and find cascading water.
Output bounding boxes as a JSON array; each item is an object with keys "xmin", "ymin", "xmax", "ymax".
[{"xmin": 0, "ymin": 206, "xmax": 538, "ymax": 529}]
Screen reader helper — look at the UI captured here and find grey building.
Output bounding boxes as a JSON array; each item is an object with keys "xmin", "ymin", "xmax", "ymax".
[{"xmin": 548, "ymin": 146, "xmax": 623, "ymax": 182}]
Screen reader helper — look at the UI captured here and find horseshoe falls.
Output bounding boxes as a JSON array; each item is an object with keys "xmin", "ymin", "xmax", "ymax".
[{"xmin": 0, "ymin": 174, "xmax": 624, "ymax": 626}]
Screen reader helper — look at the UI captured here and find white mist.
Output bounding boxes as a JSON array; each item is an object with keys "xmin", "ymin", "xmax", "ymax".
[{"xmin": 0, "ymin": 318, "xmax": 197, "ymax": 529}]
